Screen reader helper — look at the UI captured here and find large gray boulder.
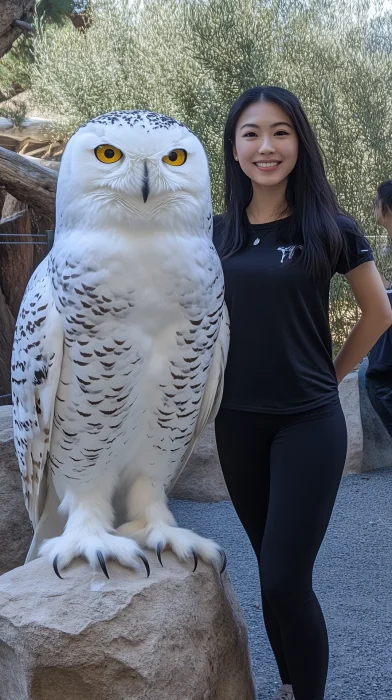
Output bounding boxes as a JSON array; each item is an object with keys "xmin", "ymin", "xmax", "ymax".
[
  {"xmin": 0, "ymin": 556, "xmax": 257, "ymax": 700},
  {"xmin": 339, "ymin": 370, "xmax": 363, "ymax": 476}
]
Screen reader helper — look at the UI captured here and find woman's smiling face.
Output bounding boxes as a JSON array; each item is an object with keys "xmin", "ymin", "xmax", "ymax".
[{"xmin": 233, "ymin": 100, "xmax": 299, "ymax": 189}]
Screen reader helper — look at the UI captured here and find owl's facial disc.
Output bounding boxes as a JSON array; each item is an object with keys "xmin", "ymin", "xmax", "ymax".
[
  {"xmin": 140, "ymin": 149, "xmax": 189, "ymax": 203},
  {"xmin": 94, "ymin": 142, "xmax": 189, "ymax": 204},
  {"xmin": 56, "ymin": 111, "xmax": 211, "ymax": 234},
  {"xmin": 141, "ymin": 149, "xmax": 188, "ymax": 203}
]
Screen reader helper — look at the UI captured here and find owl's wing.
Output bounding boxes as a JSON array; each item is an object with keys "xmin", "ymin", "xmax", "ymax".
[
  {"xmin": 203, "ymin": 301, "xmax": 230, "ymax": 426},
  {"xmin": 12, "ymin": 257, "xmax": 64, "ymax": 529},
  {"xmin": 179, "ymin": 302, "xmax": 230, "ymax": 468}
]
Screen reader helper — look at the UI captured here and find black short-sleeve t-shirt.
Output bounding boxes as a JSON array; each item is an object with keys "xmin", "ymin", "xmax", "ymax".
[{"xmin": 213, "ymin": 214, "xmax": 374, "ymax": 414}]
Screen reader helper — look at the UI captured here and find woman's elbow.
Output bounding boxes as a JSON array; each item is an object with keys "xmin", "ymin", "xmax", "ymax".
[
  {"xmin": 383, "ymin": 309, "xmax": 392, "ymax": 329},
  {"xmin": 374, "ymin": 308, "xmax": 392, "ymax": 331},
  {"xmin": 361, "ymin": 307, "xmax": 392, "ymax": 331}
]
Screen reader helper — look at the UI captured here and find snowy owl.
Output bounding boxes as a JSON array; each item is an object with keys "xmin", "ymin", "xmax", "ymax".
[{"xmin": 11, "ymin": 110, "xmax": 230, "ymax": 579}]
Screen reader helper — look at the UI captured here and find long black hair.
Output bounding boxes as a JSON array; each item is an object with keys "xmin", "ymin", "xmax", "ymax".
[
  {"xmin": 220, "ymin": 85, "xmax": 348, "ymax": 280},
  {"xmin": 376, "ymin": 179, "xmax": 392, "ymax": 215}
]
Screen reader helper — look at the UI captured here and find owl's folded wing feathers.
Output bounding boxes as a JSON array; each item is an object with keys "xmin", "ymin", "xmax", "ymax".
[
  {"xmin": 12, "ymin": 258, "xmax": 64, "ymax": 529},
  {"xmin": 176, "ymin": 302, "xmax": 230, "ymax": 472}
]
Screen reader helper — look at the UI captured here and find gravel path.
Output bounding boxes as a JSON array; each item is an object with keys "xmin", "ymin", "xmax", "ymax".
[{"xmin": 170, "ymin": 466, "xmax": 392, "ymax": 700}]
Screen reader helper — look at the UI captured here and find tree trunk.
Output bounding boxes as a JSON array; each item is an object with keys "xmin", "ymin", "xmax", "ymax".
[
  {"xmin": 0, "ymin": 146, "xmax": 57, "ymax": 222},
  {"xmin": 0, "ymin": 0, "xmax": 35, "ymax": 58},
  {"xmin": 0, "ymin": 188, "xmax": 5, "ymax": 218}
]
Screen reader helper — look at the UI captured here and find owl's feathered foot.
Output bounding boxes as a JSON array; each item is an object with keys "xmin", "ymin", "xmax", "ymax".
[
  {"xmin": 156, "ymin": 542, "xmax": 226, "ymax": 574},
  {"xmin": 52, "ymin": 548, "xmax": 150, "ymax": 580},
  {"xmin": 156, "ymin": 541, "xmax": 199, "ymax": 572},
  {"xmin": 40, "ymin": 529, "xmax": 150, "ymax": 579},
  {"xmin": 94, "ymin": 549, "xmax": 150, "ymax": 579},
  {"xmin": 153, "ymin": 532, "xmax": 226, "ymax": 574},
  {"xmin": 120, "ymin": 522, "xmax": 226, "ymax": 574}
]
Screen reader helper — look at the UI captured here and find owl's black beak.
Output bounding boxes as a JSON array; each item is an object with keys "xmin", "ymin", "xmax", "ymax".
[{"xmin": 142, "ymin": 160, "xmax": 149, "ymax": 203}]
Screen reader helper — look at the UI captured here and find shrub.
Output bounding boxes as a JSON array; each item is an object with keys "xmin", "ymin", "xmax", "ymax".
[{"xmin": 29, "ymin": 0, "xmax": 392, "ymax": 350}]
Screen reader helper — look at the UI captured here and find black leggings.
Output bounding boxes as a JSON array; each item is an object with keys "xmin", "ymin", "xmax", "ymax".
[{"xmin": 215, "ymin": 401, "xmax": 347, "ymax": 700}]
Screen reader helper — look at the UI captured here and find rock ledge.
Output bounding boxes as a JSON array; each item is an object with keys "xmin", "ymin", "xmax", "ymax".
[{"xmin": 0, "ymin": 555, "xmax": 256, "ymax": 700}]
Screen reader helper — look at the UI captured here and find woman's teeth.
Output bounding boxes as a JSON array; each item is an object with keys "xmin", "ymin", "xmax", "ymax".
[{"xmin": 254, "ymin": 161, "xmax": 279, "ymax": 168}]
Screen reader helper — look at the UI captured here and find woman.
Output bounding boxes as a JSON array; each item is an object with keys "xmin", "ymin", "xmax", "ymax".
[
  {"xmin": 365, "ymin": 179, "xmax": 392, "ymax": 437},
  {"xmin": 213, "ymin": 86, "xmax": 392, "ymax": 700}
]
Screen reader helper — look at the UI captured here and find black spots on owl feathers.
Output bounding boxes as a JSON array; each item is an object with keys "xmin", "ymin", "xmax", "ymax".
[
  {"xmin": 78, "ymin": 110, "xmax": 192, "ymax": 133},
  {"xmin": 33, "ymin": 366, "xmax": 48, "ymax": 386}
]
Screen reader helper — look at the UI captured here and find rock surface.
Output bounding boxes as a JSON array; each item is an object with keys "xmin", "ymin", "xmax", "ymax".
[
  {"xmin": 339, "ymin": 370, "xmax": 363, "ymax": 475},
  {"xmin": 0, "ymin": 405, "xmax": 13, "ymax": 442},
  {"xmin": 0, "ymin": 431, "xmax": 32, "ymax": 576},
  {"xmin": 0, "ymin": 556, "xmax": 256, "ymax": 700}
]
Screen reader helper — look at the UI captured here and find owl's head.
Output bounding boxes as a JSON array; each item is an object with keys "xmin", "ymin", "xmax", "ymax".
[{"xmin": 56, "ymin": 110, "xmax": 211, "ymax": 236}]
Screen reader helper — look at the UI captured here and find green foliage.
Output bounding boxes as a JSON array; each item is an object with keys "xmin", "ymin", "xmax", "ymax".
[
  {"xmin": 0, "ymin": 98, "xmax": 28, "ymax": 126},
  {"xmin": 0, "ymin": 38, "xmax": 32, "ymax": 99},
  {"xmin": 37, "ymin": 0, "xmax": 88, "ymax": 26},
  {"xmin": 26, "ymin": 0, "xmax": 392, "ymax": 349},
  {"xmin": 0, "ymin": 0, "xmax": 87, "ymax": 99},
  {"xmin": 37, "ymin": 0, "xmax": 73, "ymax": 25}
]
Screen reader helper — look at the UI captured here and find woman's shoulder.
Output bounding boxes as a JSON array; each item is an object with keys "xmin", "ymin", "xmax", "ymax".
[
  {"xmin": 335, "ymin": 213, "xmax": 363, "ymax": 236},
  {"xmin": 334, "ymin": 213, "xmax": 374, "ymax": 274}
]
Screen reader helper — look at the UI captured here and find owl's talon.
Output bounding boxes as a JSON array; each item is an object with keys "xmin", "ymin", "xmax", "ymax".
[
  {"xmin": 53, "ymin": 555, "xmax": 64, "ymax": 580},
  {"xmin": 220, "ymin": 549, "xmax": 227, "ymax": 574},
  {"xmin": 156, "ymin": 542, "xmax": 164, "ymax": 567},
  {"xmin": 192, "ymin": 548, "xmax": 198, "ymax": 572},
  {"xmin": 97, "ymin": 550, "xmax": 110, "ymax": 579},
  {"xmin": 138, "ymin": 553, "xmax": 150, "ymax": 578}
]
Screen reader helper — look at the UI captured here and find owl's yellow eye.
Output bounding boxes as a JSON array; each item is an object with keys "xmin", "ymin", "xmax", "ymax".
[
  {"xmin": 162, "ymin": 149, "xmax": 187, "ymax": 167},
  {"xmin": 94, "ymin": 144, "xmax": 123, "ymax": 164}
]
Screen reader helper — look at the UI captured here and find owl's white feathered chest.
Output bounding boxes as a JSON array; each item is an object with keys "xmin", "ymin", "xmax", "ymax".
[
  {"xmin": 48, "ymin": 228, "xmax": 223, "ymax": 496},
  {"xmin": 53, "ymin": 232, "xmax": 213, "ymax": 322}
]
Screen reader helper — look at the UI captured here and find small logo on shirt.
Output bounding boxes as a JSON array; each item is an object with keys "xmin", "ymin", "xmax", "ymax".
[{"xmin": 277, "ymin": 245, "xmax": 304, "ymax": 263}]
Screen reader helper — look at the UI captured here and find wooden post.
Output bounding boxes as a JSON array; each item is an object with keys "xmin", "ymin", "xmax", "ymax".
[{"xmin": 0, "ymin": 147, "xmax": 57, "ymax": 222}]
